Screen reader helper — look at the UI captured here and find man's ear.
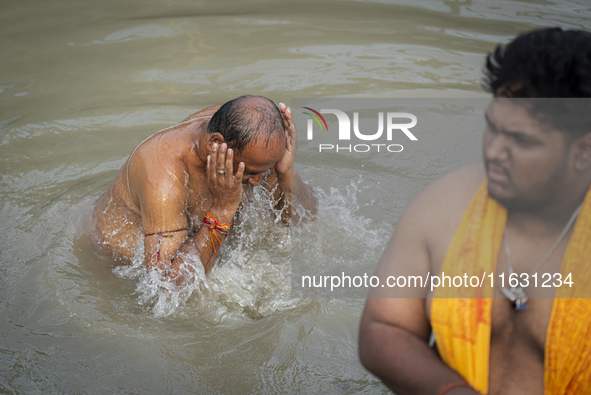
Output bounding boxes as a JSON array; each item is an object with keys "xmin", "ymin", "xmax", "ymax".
[
  {"xmin": 494, "ymin": 81, "xmax": 524, "ymax": 98},
  {"xmin": 572, "ymin": 132, "xmax": 591, "ymax": 171},
  {"xmin": 206, "ymin": 133, "xmax": 225, "ymax": 152}
]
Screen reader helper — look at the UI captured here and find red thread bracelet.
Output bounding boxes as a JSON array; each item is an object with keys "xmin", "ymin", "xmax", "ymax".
[
  {"xmin": 439, "ymin": 381, "xmax": 471, "ymax": 395},
  {"xmin": 202, "ymin": 212, "xmax": 232, "ymax": 254}
]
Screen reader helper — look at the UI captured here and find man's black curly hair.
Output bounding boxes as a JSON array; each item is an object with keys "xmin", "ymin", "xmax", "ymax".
[
  {"xmin": 207, "ymin": 95, "xmax": 284, "ymax": 152},
  {"xmin": 483, "ymin": 27, "xmax": 591, "ymax": 98},
  {"xmin": 483, "ymin": 28, "xmax": 591, "ymax": 137}
]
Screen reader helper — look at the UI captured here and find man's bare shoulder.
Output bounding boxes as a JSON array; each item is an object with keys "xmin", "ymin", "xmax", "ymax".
[
  {"xmin": 419, "ymin": 162, "xmax": 484, "ymax": 213},
  {"xmin": 374, "ymin": 162, "xmax": 485, "ymax": 298},
  {"xmin": 131, "ymin": 137, "xmax": 194, "ymax": 208},
  {"xmin": 401, "ymin": 162, "xmax": 485, "ymax": 249}
]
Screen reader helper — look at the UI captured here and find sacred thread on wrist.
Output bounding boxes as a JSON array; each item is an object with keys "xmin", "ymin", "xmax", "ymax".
[
  {"xmin": 202, "ymin": 211, "xmax": 232, "ymax": 254},
  {"xmin": 439, "ymin": 381, "xmax": 472, "ymax": 395}
]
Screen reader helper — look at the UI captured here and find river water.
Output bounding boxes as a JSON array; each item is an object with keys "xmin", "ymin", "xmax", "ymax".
[{"xmin": 1, "ymin": 0, "xmax": 589, "ymax": 393}]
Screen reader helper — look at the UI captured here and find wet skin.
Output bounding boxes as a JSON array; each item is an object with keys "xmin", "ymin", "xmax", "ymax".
[
  {"xmin": 91, "ymin": 102, "xmax": 317, "ymax": 282},
  {"xmin": 359, "ymin": 99, "xmax": 591, "ymax": 395}
]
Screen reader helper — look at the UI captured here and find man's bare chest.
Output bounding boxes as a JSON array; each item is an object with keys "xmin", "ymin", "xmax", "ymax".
[
  {"xmin": 427, "ymin": 227, "xmax": 567, "ymax": 357},
  {"xmin": 490, "ymin": 295, "xmax": 552, "ymax": 354}
]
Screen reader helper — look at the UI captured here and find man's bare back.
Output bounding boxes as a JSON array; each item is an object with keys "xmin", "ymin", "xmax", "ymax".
[{"xmin": 90, "ymin": 96, "xmax": 317, "ymax": 284}]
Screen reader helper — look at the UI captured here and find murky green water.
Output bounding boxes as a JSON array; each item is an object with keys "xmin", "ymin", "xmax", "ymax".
[{"xmin": 1, "ymin": 0, "xmax": 589, "ymax": 393}]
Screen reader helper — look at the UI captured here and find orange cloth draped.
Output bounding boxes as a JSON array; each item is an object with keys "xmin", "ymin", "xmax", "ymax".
[{"xmin": 431, "ymin": 182, "xmax": 591, "ymax": 394}]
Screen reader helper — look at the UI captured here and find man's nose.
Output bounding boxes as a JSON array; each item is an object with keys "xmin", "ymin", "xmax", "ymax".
[
  {"xmin": 248, "ymin": 173, "xmax": 263, "ymax": 186},
  {"xmin": 484, "ymin": 130, "xmax": 509, "ymax": 162}
]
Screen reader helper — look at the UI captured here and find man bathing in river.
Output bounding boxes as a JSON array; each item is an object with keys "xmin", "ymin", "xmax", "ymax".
[
  {"xmin": 359, "ymin": 28, "xmax": 591, "ymax": 394},
  {"xmin": 90, "ymin": 95, "xmax": 317, "ymax": 283}
]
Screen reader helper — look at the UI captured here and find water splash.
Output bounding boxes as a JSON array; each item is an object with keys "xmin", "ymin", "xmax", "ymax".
[
  {"xmin": 291, "ymin": 176, "xmax": 393, "ymax": 298},
  {"xmin": 112, "ymin": 176, "xmax": 391, "ymax": 320}
]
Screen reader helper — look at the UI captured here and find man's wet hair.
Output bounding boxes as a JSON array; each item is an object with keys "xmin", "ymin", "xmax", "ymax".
[
  {"xmin": 207, "ymin": 95, "xmax": 284, "ymax": 152},
  {"xmin": 483, "ymin": 27, "xmax": 591, "ymax": 137}
]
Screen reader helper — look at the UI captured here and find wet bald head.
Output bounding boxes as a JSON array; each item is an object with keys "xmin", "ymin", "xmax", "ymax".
[{"xmin": 207, "ymin": 95, "xmax": 285, "ymax": 152}]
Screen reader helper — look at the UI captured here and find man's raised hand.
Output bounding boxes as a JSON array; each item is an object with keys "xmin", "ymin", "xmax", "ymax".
[
  {"xmin": 275, "ymin": 103, "xmax": 296, "ymax": 176},
  {"xmin": 207, "ymin": 143, "xmax": 244, "ymax": 221}
]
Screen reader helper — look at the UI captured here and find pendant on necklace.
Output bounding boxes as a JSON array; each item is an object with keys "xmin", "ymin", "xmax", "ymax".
[{"xmin": 501, "ymin": 286, "xmax": 528, "ymax": 312}]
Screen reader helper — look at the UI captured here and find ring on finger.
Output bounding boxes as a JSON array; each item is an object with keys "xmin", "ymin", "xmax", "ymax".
[{"xmin": 216, "ymin": 169, "xmax": 225, "ymax": 175}]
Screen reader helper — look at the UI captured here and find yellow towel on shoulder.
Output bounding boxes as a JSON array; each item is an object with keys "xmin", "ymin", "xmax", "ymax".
[{"xmin": 431, "ymin": 182, "xmax": 591, "ymax": 394}]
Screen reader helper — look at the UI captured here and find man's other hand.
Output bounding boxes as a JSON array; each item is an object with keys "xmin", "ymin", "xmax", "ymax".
[{"xmin": 275, "ymin": 102, "xmax": 296, "ymax": 175}]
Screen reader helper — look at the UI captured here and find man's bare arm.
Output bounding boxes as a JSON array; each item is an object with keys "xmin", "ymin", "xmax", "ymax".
[
  {"xmin": 143, "ymin": 205, "xmax": 235, "ymax": 284},
  {"xmin": 143, "ymin": 143, "xmax": 244, "ymax": 283},
  {"xmin": 359, "ymin": 181, "xmax": 479, "ymax": 395},
  {"xmin": 359, "ymin": 299, "xmax": 477, "ymax": 394}
]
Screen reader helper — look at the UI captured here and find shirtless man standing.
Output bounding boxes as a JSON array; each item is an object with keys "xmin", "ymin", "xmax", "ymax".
[
  {"xmin": 359, "ymin": 28, "xmax": 591, "ymax": 394},
  {"xmin": 90, "ymin": 95, "xmax": 317, "ymax": 284}
]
